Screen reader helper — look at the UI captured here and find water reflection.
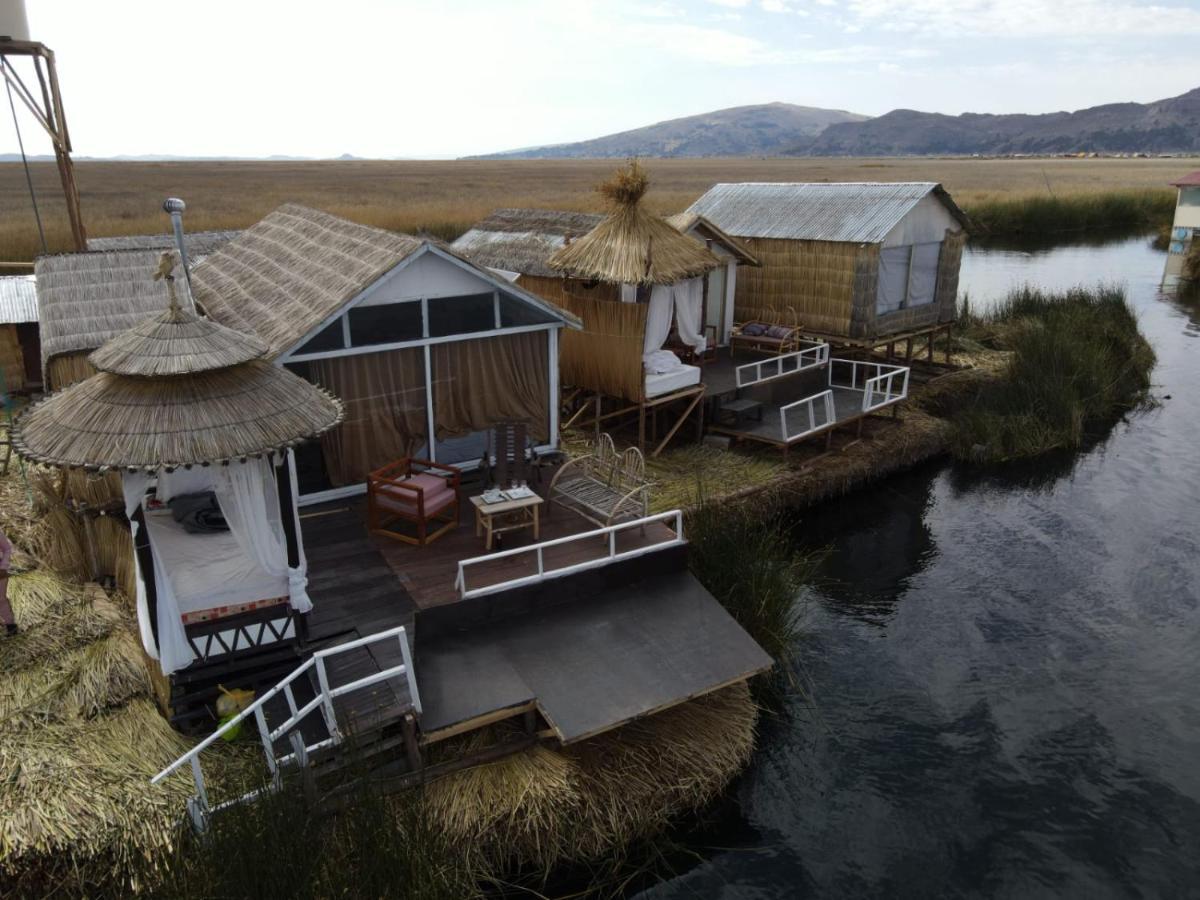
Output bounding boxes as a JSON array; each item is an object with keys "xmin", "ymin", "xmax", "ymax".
[
  {"xmin": 644, "ymin": 233, "xmax": 1200, "ymax": 899},
  {"xmin": 794, "ymin": 467, "xmax": 937, "ymax": 624}
]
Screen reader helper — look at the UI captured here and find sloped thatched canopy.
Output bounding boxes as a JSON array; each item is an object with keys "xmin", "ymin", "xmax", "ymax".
[
  {"xmin": 14, "ymin": 261, "xmax": 342, "ymax": 472},
  {"xmin": 547, "ymin": 162, "xmax": 721, "ymax": 286}
]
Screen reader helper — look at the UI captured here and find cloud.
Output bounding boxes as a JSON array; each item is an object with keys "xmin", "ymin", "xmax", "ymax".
[{"xmin": 842, "ymin": 0, "xmax": 1200, "ymax": 37}]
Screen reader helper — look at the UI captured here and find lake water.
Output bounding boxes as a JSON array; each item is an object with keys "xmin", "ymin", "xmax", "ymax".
[{"xmin": 642, "ymin": 236, "xmax": 1200, "ymax": 899}]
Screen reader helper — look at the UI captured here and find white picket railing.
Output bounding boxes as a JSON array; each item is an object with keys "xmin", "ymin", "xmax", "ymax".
[
  {"xmin": 150, "ymin": 625, "xmax": 420, "ymax": 831},
  {"xmin": 735, "ymin": 340, "xmax": 830, "ymax": 388},
  {"xmin": 828, "ymin": 358, "xmax": 911, "ymax": 412},
  {"xmin": 454, "ymin": 510, "xmax": 685, "ymax": 599},
  {"xmin": 780, "ymin": 389, "xmax": 837, "ymax": 443}
]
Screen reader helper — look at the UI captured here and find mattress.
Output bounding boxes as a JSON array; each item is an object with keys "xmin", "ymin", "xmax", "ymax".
[
  {"xmin": 144, "ymin": 513, "xmax": 288, "ymax": 616},
  {"xmin": 644, "ymin": 363, "xmax": 701, "ymax": 398}
]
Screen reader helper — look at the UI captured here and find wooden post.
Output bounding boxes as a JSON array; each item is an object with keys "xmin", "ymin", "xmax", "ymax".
[
  {"xmin": 402, "ymin": 713, "xmax": 422, "ymax": 775},
  {"xmin": 638, "ymin": 403, "xmax": 646, "ymax": 453},
  {"xmin": 945, "ymin": 322, "xmax": 953, "ymax": 365},
  {"xmin": 927, "ymin": 330, "xmax": 935, "ymax": 363}
]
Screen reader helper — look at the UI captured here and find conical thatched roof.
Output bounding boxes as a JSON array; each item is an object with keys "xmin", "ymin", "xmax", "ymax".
[
  {"xmin": 13, "ymin": 360, "xmax": 342, "ymax": 472},
  {"xmin": 14, "ymin": 261, "xmax": 342, "ymax": 472},
  {"xmin": 88, "ymin": 301, "xmax": 268, "ymax": 377},
  {"xmin": 547, "ymin": 162, "xmax": 721, "ymax": 286}
]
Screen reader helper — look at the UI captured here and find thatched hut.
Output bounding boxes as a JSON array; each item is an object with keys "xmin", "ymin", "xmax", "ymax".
[
  {"xmin": 454, "ymin": 207, "xmax": 757, "ymax": 347},
  {"xmin": 191, "ymin": 204, "xmax": 579, "ymax": 502},
  {"xmin": 686, "ymin": 182, "xmax": 969, "ymax": 346},
  {"xmin": 456, "ymin": 164, "xmax": 726, "ymax": 454},
  {"xmin": 0, "ymin": 274, "xmax": 40, "ymax": 391},
  {"xmin": 14, "ymin": 256, "xmax": 343, "ymax": 707}
]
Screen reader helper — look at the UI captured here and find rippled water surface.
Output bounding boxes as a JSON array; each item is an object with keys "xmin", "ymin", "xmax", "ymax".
[{"xmin": 642, "ymin": 236, "xmax": 1200, "ymax": 899}]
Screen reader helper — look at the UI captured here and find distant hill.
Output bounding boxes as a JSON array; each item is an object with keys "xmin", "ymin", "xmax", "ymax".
[
  {"xmin": 475, "ymin": 102, "xmax": 869, "ymax": 159},
  {"xmin": 802, "ymin": 87, "xmax": 1200, "ymax": 156}
]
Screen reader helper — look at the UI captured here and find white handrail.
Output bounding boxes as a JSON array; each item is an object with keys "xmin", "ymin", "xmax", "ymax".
[
  {"xmin": 151, "ymin": 624, "xmax": 420, "ymax": 828},
  {"xmin": 455, "ymin": 510, "xmax": 685, "ymax": 599},
  {"xmin": 779, "ymin": 389, "xmax": 836, "ymax": 442},
  {"xmin": 735, "ymin": 340, "xmax": 829, "ymax": 388},
  {"xmin": 862, "ymin": 366, "xmax": 910, "ymax": 411}
]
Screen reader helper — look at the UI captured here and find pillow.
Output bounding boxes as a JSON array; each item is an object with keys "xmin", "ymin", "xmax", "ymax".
[
  {"xmin": 643, "ymin": 349, "xmax": 683, "ymax": 374},
  {"xmin": 741, "ymin": 322, "xmax": 767, "ymax": 336},
  {"xmin": 765, "ymin": 324, "xmax": 793, "ymax": 339}
]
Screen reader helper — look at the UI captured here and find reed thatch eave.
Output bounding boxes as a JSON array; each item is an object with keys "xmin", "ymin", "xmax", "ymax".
[{"xmin": 12, "ymin": 360, "xmax": 344, "ymax": 473}]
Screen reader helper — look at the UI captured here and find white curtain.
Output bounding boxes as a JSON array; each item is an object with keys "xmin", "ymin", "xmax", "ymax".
[
  {"xmin": 122, "ymin": 472, "xmax": 194, "ymax": 674},
  {"xmin": 907, "ymin": 242, "xmax": 942, "ymax": 307},
  {"xmin": 672, "ymin": 277, "xmax": 706, "ymax": 355},
  {"xmin": 644, "ymin": 284, "xmax": 674, "ymax": 354},
  {"xmin": 876, "ymin": 245, "xmax": 913, "ymax": 314},
  {"xmin": 620, "ymin": 283, "xmax": 638, "ymax": 304},
  {"xmin": 213, "ymin": 456, "xmax": 313, "ymax": 614}
]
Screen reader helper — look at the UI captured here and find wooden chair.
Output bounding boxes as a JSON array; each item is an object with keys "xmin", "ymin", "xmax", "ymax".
[
  {"xmin": 366, "ymin": 458, "xmax": 462, "ymax": 546},
  {"xmin": 482, "ymin": 422, "xmax": 531, "ymax": 488}
]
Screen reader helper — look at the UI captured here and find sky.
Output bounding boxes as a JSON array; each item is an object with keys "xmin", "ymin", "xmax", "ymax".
[{"xmin": 4, "ymin": 0, "xmax": 1200, "ymax": 159}]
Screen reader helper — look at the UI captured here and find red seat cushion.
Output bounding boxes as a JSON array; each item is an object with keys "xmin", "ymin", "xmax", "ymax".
[{"xmin": 374, "ymin": 474, "xmax": 456, "ymax": 516}]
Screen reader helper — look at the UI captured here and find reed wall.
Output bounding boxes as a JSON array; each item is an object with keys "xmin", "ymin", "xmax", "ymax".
[
  {"xmin": 732, "ymin": 238, "xmax": 865, "ymax": 336},
  {"xmin": 0, "ymin": 325, "xmax": 25, "ymax": 392},
  {"xmin": 518, "ymin": 275, "xmax": 646, "ymax": 403},
  {"xmin": 47, "ymin": 352, "xmax": 97, "ymax": 391}
]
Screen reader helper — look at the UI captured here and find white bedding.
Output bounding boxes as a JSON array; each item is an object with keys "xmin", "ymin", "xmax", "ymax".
[
  {"xmin": 144, "ymin": 512, "xmax": 288, "ymax": 615},
  {"xmin": 645, "ymin": 363, "xmax": 701, "ymax": 398}
]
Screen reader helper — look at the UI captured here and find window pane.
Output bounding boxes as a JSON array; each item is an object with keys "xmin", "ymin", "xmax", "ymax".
[
  {"xmin": 428, "ymin": 293, "xmax": 495, "ymax": 337},
  {"xmin": 348, "ymin": 302, "xmax": 423, "ymax": 346},
  {"xmin": 294, "ymin": 319, "xmax": 344, "ymax": 355},
  {"xmin": 500, "ymin": 293, "xmax": 557, "ymax": 327}
]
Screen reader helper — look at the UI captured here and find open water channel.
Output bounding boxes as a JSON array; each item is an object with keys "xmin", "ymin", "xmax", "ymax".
[{"xmin": 642, "ymin": 235, "xmax": 1200, "ymax": 899}]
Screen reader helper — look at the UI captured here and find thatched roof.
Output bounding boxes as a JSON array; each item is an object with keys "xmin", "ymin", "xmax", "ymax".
[
  {"xmin": 86, "ymin": 229, "xmax": 241, "ymax": 257},
  {"xmin": 14, "ymin": 358, "xmax": 342, "ymax": 471},
  {"xmin": 686, "ymin": 182, "xmax": 969, "ymax": 243},
  {"xmin": 35, "ymin": 250, "xmax": 179, "ymax": 370},
  {"xmin": 14, "ymin": 284, "xmax": 342, "ymax": 471},
  {"xmin": 192, "ymin": 204, "xmax": 424, "ymax": 357},
  {"xmin": 453, "ymin": 209, "xmax": 604, "ymax": 278},
  {"xmin": 88, "ymin": 293, "xmax": 268, "ymax": 378},
  {"xmin": 547, "ymin": 165, "xmax": 721, "ymax": 285}
]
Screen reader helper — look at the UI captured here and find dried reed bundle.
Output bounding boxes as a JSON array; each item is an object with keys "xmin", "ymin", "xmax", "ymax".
[
  {"xmin": 422, "ymin": 683, "xmax": 757, "ymax": 873},
  {"xmin": 548, "ymin": 162, "xmax": 720, "ymax": 285}
]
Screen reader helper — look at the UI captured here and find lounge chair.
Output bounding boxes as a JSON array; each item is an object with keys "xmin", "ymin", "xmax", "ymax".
[{"xmin": 367, "ymin": 458, "xmax": 462, "ymax": 546}]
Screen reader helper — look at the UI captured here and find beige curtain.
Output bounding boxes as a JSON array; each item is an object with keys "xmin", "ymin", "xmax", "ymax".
[
  {"xmin": 310, "ymin": 348, "xmax": 427, "ymax": 486},
  {"xmin": 432, "ymin": 331, "xmax": 550, "ymax": 443}
]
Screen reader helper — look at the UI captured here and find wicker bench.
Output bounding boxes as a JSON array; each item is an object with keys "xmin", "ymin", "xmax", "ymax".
[
  {"xmin": 730, "ymin": 309, "xmax": 803, "ymax": 358},
  {"xmin": 548, "ymin": 433, "xmax": 649, "ymax": 528}
]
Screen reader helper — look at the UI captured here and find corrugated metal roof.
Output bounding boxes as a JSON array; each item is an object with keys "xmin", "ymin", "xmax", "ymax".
[
  {"xmin": 1170, "ymin": 171, "xmax": 1200, "ymax": 187},
  {"xmin": 0, "ymin": 275, "xmax": 38, "ymax": 324},
  {"xmin": 686, "ymin": 182, "xmax": 963, "ymax": 243}
]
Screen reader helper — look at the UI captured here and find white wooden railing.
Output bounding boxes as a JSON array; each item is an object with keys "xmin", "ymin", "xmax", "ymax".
[
  {"xmin": 454, "ymin": 510, "xmax": 685, "ymax": 599},
  {"xmin": 735, "ymin": 340, "xmax": 830, "ymax": 388},
  {"xmin": 828, "ymin": 359, "xmax": 911, "ymax": 412},
  {"xmin": 150, "ymin": 625, "xmax": 420, "ymax": 831},
  {"xmin": 780, "ymin": 389, "xmax": 837, "ymax": 443}
]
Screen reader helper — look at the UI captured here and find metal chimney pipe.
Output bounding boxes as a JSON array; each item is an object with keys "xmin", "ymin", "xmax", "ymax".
[{"xmin": 162, "ymin": 197, "xmax": 194, "ymax": 307}]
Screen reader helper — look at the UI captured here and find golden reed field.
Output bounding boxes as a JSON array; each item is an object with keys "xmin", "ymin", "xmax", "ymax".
[{"xmin": 2, "ymin": 155, "xmax": 1195, "ymax": 264}]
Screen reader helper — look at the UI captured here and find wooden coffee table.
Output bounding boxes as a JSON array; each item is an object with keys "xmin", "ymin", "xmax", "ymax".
[{"xmin": 470, "ymin": 493, "xmax": 544, "ymax": 551}]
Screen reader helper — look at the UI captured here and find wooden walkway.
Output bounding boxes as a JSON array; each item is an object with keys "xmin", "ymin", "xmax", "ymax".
[{"xmin": 300, "ymin": 504, "xmax": 416, "ymax": 735}]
